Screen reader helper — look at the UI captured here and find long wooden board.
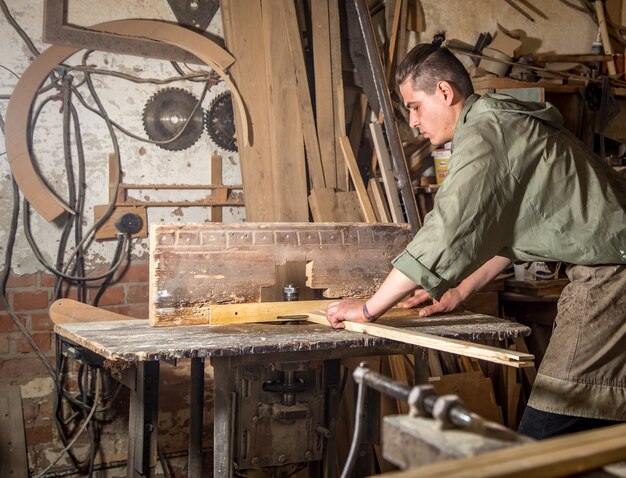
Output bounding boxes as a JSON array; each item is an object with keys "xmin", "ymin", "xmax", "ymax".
[
  {"xmin": 262, "ymin": 0, "xmax": 308, "ymax": 221},
  {"xmin": 306, "ymin": 312, "xmax": 534, "ymax": 368},
  {"xmin": 281, "ymin": 1, "xmax": 325, "ymax": 190},
  {"xmin": 221, "ymin": 0, "xmax": 274, "ymax": 221}
]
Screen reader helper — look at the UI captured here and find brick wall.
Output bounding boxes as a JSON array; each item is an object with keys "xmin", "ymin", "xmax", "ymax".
[{"xmin": 0, "ymin": 261, "xmax": 208, "ymax": 476}]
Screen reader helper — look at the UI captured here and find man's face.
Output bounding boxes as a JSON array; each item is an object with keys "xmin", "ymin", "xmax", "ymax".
[{"xmin": 399, "ymin": 80, "xmax": 457, "ymax": 146}]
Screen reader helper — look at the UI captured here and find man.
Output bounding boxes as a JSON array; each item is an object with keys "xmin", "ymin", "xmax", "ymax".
[{"xmin": 326, "ymin": 36, "xmax": 626, "ymax": 439}]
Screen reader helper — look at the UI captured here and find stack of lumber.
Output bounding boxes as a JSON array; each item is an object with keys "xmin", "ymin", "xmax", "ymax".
[{"xmin": 221, "ymin": 0, "xmax": 423, "ymax": 227}]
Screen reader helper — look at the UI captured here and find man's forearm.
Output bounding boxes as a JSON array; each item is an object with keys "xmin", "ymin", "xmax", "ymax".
[
  {"xmin": 366, "ymin": 268, "xmax": 418, "ymax": 317},
  {"xmin": 457, "ymin": 256, "xmax": 511, "ymax": 300}
]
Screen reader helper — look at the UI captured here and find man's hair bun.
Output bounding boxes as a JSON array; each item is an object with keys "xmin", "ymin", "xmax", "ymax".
[{"xmin": 432, "ymin": 31, "xmax": 446, "ymax": 47}]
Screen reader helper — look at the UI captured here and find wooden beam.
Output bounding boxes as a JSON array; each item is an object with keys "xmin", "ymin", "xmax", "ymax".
[
  {"xmin": 306, "ymin": 312, "xmax": 534, "ymax": 368},
  {"xmin": 382, "ymin": 422, "xmax": 626, "ymax": 478},
  {"xmin": 339, "ymin": 136, "xmax": 377, "ymax": 223}
]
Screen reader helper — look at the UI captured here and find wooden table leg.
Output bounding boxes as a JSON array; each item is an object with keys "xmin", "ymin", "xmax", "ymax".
[
  {"xmin": 188, "ymin": 357, "xmax": 205, "ymax": 476},
  {"xmin": 127, "ymin": 361, "xmax": 160, "ymax": 478}
]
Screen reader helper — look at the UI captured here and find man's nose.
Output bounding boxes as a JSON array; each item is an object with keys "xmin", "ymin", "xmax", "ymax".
[{"xmin": 409, "ymin": 110, "xmax": 419, "ymax": 129}]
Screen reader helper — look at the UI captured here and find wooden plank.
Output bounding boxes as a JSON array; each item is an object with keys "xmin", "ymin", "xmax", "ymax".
[
  {"xmin": 385, "ymin": 0, "xmax": 403, "ymax": 82},
  {"xmin": 49, "ymin": 298, "xmax": 138, "ymax": 324},
  {"xmin": 329, "ymin": 0, "xmax": 348, "ymax": 191},
  {"xmin": 429, "ymin": 371, "xmax": 503, "ymax": 425},
  {"xmin": 262, "ymin": 0, "xmax": 308, "ymax": 221},
  {"xmin": 311, "ymin": 0, "xmax": 337, "ymax": 188},
  {"xmin": 368, "ymin": 178, "xmax": 391, "ymax": 223},
  {"xmin": 221, "ymin": 0, "xmax": 275, "ymax": 221},
  {"xmin": 281, "ymin": 0, "xmax": 325, "ymax": 190},
  {"xmin": 211, "ymin": 154, "xmax": 224, "ymax": 222},
  {"xmin": 383, "ymin": 422, "xmax": 626, "ymax": 478},
  {"xmin": 306, "ymin": 312, "xmax": 534, "ymax": 368},
  {"xmin": 336, "ymin": 191, "xmax": 366, "ymax": 222},
  {"xmin": 338, "ymin": 136, "xmax": 377, "ymax": 222},
  {"xmin": 208, "ymin": 300, "xmax": 335, "ymax": 325},
  {"xmin": 595, "ymin": 0, "xmax": 617, "ymax": 75},
  {"xmin": 0, "ymin": 387, "xmax": 28, "ymax": 478},
  {"xmin": 309, "ymin": 188, "xmax": 364, "ymax": 222},
  {"xmin": 348, "ymin": 93, "xmax": 369, "ymax": 157},
  {"xmin": 370, "ymin": 121, "xmax": 404, "ymax": 222},
  {"xmin": 150, "ymin": 223, "xmax": 412, "ymax": 326}
]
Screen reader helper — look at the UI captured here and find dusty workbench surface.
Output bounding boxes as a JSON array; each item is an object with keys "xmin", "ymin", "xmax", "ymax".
[{"xmin": 54, "ymin": 311, "xmax": 530, "ymax": 363}]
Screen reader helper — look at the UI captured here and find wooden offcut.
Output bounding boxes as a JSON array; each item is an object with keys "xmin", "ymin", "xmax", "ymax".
[{"xmin": 149, "ymin": 223, "xmax": 412, "ymax": 326}]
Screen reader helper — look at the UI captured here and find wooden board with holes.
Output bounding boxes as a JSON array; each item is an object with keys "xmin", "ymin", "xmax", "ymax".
[{"xmin": 149, "ymin": 223, "xmax": 412, "ymax": 326}]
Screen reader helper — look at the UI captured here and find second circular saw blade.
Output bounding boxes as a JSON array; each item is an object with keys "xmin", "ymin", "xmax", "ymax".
[{"xmin": 143, "ymin": 87, "xmax": 204, "ymax": 151}]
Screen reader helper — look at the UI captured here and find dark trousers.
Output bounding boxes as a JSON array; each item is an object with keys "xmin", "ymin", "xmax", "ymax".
[{"xmin": 518, "ymin": 406, "xmax": 623, "ymax": 440}]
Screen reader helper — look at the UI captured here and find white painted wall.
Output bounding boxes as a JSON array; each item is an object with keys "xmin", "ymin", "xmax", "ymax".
[{"xmin": 0, "ymin": 0, "xmax": 243, "ymax": 275}]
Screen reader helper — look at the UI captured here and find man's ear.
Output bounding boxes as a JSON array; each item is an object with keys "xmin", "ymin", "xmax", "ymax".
[{"xmin": 436, "ymin": 80, "xmax": 455, "ymax": 105}]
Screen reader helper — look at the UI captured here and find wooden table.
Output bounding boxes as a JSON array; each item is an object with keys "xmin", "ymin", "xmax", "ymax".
[{"xmin": 54, "ymin": 313, "xmax": 530, "ymax": 477}]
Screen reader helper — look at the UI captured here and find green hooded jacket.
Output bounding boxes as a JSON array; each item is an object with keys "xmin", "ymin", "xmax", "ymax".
[{"xmin": 392, "ymin": 93, "xmax": 626, "ymax": 299}]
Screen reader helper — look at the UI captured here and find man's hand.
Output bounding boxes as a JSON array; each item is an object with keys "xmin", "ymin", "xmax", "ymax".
[
  {"xmin": 397, "ymin": 289, "xmax": 432, "ymax": 309},
  {"xmin": 398, "ymin": 288, "xmax": 465, "ymax": 317},
  {"xmin": 325, "ymin": 298, "xmax": 367, "ymax": 329}
]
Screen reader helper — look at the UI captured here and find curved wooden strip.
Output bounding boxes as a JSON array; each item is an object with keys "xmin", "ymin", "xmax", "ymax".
[
  {"xmin": 49, "ymin": 298, "xmax": 136, "ymax": 324},
  {"xmin": 5, "ymin": 19, "xmax": 248, "ymax": 221}
]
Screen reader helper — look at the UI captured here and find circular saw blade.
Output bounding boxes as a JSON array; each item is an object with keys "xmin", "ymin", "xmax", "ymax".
[
  {"xmin": 204, "ymin": 91, "xmax": 237, "ymax": 152},
  {"xmin": 143, "ymin": 87, "xmax": 204, "ymax": 151}
]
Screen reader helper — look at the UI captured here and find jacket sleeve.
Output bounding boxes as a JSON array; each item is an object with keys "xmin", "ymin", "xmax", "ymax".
[{"xmin": 392, "ymin": 113, "xmax": 521, "ymax": 299}]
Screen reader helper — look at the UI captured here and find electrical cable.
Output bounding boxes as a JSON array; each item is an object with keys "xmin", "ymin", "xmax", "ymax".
[
  {"xmin": 92, "ymin": 234, "xmax": 126, "ymax": 307},
  {"xmin": 0, "ymin": 63, "xmax": 20, "ymax": 79},
  {"xmin": 0, "ymin": 0, "xmax": 40, "ymax": 57},
  {"xmin": 340, "ymin": 377, "xmax": 368, "ymax": 478},
  {"xmin": 0, "ymin": 112, "xmax": 57, "ymax": 381},
  {"xmin": 66, "ymin": 64, "xmax": 216, "ymax": 84},
  {"xmin": 22, "ymin": 203, "xmax": 130, "ymax": 282},
  {"xmin": 35, "ymin": 368, "xmax": 102, "ymax": 478},
  {"xmin": 71, "ymin": 73, "xmax": 211, "ymax": 146}
]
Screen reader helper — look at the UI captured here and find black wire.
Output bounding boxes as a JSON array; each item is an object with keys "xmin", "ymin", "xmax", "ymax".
[
  {"xmin": 71, "ymin": 74, "xmax": 211, "ymax": 146},
  {"xmin": 93, "ymin": 234, "xmax": 126, "ymax": 307},
  {"xmin": 0, "ymin": 0, "xmax": 40, "ymax": 57},
  {"xmin": 22, "ymin": 201, "xmax": 130, "ymax": 282},
  {"xmin": 0, "ymin": 63, "xmax": 20, "ymax": 79},
  {"xmin": 0, "ymin": 112, "xmax": 57, "ymax": 381}
]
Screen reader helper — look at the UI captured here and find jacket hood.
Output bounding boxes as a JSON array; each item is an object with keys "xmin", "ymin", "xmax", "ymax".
[{"xmin": 461, "ymin": 93, "xmax": 564, "ymax": 129}]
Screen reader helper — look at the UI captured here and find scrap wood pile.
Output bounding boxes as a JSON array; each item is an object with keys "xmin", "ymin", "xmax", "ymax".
[{"xmin": 221, "ymin": 0, "xmax": 427, "ymax": 231}]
